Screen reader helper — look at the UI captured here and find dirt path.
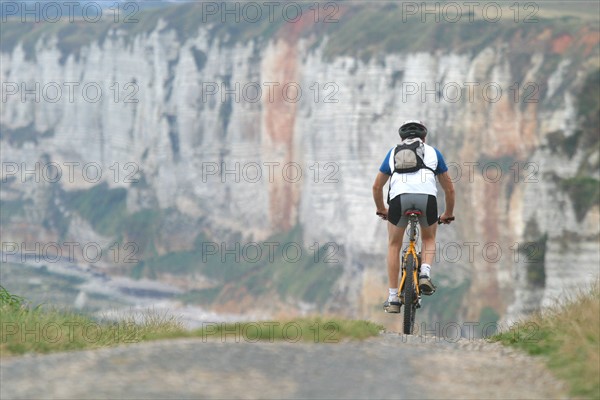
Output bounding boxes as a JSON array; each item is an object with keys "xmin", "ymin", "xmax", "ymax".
[{"xmin": 1, "ymin": 333, "xmax": 566, "ymax": 399}]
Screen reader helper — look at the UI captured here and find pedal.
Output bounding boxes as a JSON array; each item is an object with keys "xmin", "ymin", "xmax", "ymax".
[{"xmin": 418, "ymin": 278, "xmax": 436, "ymax": 296}]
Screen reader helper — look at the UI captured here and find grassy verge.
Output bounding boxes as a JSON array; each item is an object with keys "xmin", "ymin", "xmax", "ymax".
[
  {"xmin": 492, "ymin": 283, "xmax": 600, "ymax": 398},
  {"xmin": 189, "ymin": 318, "xmax": 383, "ymax": 344},
  {"xmin": 0, "ymin": 286, "xmax": 383, "ymax": 357},
  {"xmin": 0, "ymin": 286, "xmax": 183, "ymax": 356}
]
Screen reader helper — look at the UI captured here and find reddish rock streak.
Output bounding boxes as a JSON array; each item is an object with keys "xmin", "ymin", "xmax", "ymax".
[{"xmin": 261, "ymin": 14, "xmax": 315, "ymax": 231}]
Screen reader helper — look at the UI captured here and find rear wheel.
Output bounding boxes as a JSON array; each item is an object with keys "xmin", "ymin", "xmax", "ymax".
[{"xmin": 402, "ymin": 254, "xmax": 417, "ymax": 335}]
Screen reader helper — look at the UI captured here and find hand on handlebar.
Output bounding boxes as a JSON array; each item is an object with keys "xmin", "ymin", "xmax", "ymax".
[{"xmin": 438, "ymin": 213, "xmax": 455, "ymax": 224}]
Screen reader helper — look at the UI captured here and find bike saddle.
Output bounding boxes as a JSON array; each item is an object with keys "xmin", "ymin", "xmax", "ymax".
[{"xmin": 404, "ymin": 209, "xmax": 422, "ymax": 215}]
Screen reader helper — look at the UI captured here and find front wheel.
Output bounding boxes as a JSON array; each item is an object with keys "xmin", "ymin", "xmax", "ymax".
[{"xmin": 402, "ymin": 253, "xmax": 418, "ymax": 334}]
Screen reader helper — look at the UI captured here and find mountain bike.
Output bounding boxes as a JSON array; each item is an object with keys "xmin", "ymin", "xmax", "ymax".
[{"xmin": 395, "ymin": 210, "xmax": 454, "ymax": 335}]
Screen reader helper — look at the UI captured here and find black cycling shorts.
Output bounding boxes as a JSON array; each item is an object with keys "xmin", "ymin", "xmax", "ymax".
[{"xmin": 388, "ymin": 193, "xmax": 437, "ymax": 227}]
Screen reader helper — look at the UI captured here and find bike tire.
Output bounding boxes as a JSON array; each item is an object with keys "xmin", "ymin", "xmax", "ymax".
[{"xmin": 402, "ymin": 253, "xmax": 417, "ymax": 335}]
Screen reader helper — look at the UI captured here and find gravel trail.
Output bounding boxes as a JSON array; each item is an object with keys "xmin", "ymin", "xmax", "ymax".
[{"xmin": 0, "ymin": 333, "xmax": 566, "ymax": 399}]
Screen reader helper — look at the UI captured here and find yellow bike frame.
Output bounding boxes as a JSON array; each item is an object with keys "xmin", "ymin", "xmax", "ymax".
[{"xmin": 398, "ymin": 215, "xmax": 421, "ymax": 299}]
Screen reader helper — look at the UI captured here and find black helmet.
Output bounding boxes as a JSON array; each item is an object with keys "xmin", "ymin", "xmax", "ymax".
[{"xmin": 399, "ymin": 120, "xmax": 427, "ymax": 140}]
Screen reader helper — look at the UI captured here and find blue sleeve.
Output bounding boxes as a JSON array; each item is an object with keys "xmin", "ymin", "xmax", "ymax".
[
  {"xmin": 379, "ymin": 149, "xmax": 393, "ymax": 175},
  {"xmin": 434, "ymin": 148, "xmax": 448, "ymax": 175}
]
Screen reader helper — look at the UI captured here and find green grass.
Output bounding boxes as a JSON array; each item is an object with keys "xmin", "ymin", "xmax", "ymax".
[
  {"xmin": 0, "ymin": 286, "xmax": 25, "ymax": 308},
  {"xmin": 1, "ymin": 286, "xmax": 383, "ymax": 357},
  {"xmin": 492, "ymin": 283, "xmax": 600, "ymax": 398},
  {"xmin": 0, "ymin": 285, "xmax": 183, "ymax": 356},
  {"xmin": 191, "ymin": 317, "xmax": 383, "ymax": 343}
]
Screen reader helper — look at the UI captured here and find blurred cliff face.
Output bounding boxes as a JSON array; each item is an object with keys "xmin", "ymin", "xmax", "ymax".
[{"xmin": 1, "ymin": 2, "xmax": 598, "ymax": 324}]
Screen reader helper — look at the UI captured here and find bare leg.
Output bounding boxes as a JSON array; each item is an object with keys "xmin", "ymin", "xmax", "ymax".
[
  {"xmin": 420, "ymin": 223, "xmax": 437, "ymax": 267},
  {"xmin": 387, "ymin": 222, "xmax": 406, "ymax": 288}
]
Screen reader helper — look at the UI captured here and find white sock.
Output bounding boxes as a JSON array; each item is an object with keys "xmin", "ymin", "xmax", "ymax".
[
  {"xmin": 388, "ymin": 288, "xmax": 398, "ymax": 301},
  {"xmin": 420, "ymin": 264, "xmax": 431, "ymax": 277}
]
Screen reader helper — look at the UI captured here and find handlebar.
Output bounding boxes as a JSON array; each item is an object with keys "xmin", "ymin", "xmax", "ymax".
[{"xmin": 376, "ymin": 211, "xmax": 455, "ymax": 224}]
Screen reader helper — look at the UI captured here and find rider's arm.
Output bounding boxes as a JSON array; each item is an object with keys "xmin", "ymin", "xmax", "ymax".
[
  {"xmin": 437, "ymin": 171, "xmax": 455, "ymax": 217},
  {"xmin": 372, "ymin": 172, "xmax": 390, "ymax": 213}
]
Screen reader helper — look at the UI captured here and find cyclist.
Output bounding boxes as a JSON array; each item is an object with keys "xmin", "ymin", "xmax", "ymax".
[{"xmin": 372, "ymin": 120, "xmax": 455, "ymax": 313}]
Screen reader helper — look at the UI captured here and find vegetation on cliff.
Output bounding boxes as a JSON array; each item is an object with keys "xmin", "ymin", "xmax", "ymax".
[
  {"xmin": 1, "ymin": 2, "xmax": 597, "ymax": 65},
  {"xmin": 548, "ymin": 68, "xmax": 600, "ymax": 221}
]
